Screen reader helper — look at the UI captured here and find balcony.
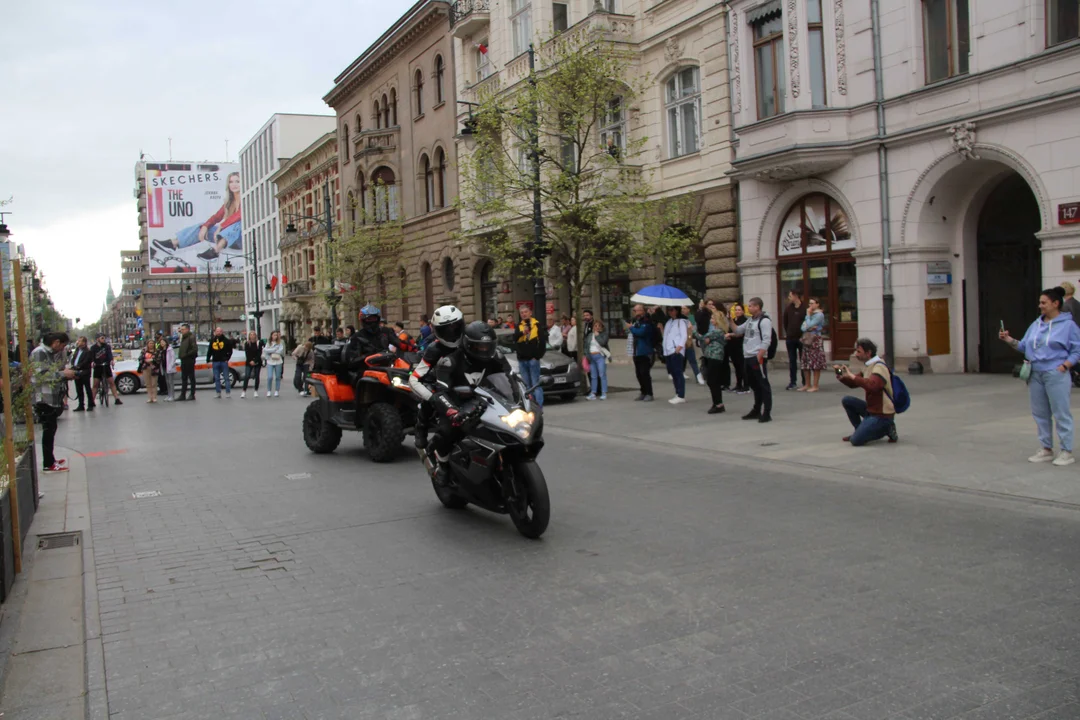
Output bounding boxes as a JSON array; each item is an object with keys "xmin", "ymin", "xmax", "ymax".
[
  {"xmin": 284, "ymin": 280, "xmax": 312, "ymax": 297},
  {"xmin": 729, "ymin": 109, "xmax": 863, "ymax": 182},
  {"xmin": 354, "ymin": 127, "xmax": 399, "ymax": 160},
  {"xmin": 449, "ymin": 0, "xmax": 489, "ymax": 38}
]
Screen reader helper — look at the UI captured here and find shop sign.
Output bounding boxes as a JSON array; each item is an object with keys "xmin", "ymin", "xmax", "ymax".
[
  {"xmin": 809, "ymin": 266, "xmax": 829, "ymax": 279},
  {"xmin": 926, "ymin": 261, "xmax": 952, "ymax": 286},
  {"xmin": 1059, "ymin": 202, "xmax": 1080, "ymax": 225},
  {"xmin": 780, "ymin": 269, "xmax": 803, "ymax": 281}
]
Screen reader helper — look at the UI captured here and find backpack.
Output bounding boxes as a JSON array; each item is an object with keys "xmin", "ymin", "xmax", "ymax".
[
  {"xmin": 881, "ymin": 364, "xmax": 911, "ymax": 413},
  {"xmin": 757, "ymin": 314, "xmax": 779, "ymax": 361}
]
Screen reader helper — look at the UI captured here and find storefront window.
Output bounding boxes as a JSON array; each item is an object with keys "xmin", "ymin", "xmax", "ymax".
[{"xmin": 600, "ymin": 274, "xmax": 630, "ymax": 338}]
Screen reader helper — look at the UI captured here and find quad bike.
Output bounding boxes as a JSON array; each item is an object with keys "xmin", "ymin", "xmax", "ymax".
[{"xmin": 303, "ymin": 344, "xmax": 418, "ymax": 462}]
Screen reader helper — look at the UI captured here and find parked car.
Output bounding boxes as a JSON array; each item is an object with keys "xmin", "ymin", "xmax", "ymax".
[
  {"xmin": 113, "ymin": 342, "xmax": 246, "ymax": 395},
  {"xmin": 495, "ymin": 329, "xmax": 581, "ymax": 401}
]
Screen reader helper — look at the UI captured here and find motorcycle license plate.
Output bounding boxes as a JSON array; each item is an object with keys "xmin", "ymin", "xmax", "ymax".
[{"xmin": 554, "ymin": 376, "xmax": 567, "ymax": 384}]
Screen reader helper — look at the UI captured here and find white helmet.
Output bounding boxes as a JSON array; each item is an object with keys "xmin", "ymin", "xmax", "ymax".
[{"xmin": 431, "ymin": 305, "xmax": 465, "ymax": 347}]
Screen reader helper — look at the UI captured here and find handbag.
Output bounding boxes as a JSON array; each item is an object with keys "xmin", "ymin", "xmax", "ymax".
[
  {"xmin": 582, "ymin": 355, "xmax": 590, "ymax": 373},
  {"xmin": 1019, "ymin": 360, "xmax": 1032, "ymax": 383}
]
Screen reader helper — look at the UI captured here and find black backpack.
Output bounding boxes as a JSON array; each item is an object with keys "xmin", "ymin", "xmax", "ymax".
[{"xmin": 757, "ymin": 314, "xmax": 779, "ymax": 360}]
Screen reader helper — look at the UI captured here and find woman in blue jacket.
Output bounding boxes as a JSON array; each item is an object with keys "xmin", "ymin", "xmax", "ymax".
[{"xmin": 1000, "ymin": 286, "xmax": 1080, "ymax": 466}]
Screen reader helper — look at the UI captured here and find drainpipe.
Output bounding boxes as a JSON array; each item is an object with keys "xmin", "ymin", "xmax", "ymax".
[{"xmin": 870, "ymin": 0, "xmax": 894, "ymax": 368}]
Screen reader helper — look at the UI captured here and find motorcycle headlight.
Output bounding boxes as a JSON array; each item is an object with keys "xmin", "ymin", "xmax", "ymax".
[{"xmin": 501, "ymin": 409, "xmax": 536, "ymax": 438}]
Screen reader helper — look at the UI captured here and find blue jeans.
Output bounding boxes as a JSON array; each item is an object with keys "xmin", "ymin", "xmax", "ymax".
[
  {"xmin": 177, "ymin": 222, "xmax": 242, "ymax": 249},
  {"xmin": 1030, "ymin": 368, "xmax": 1073, "ymax": 452},
  {"xmin": 666, "ymin": 353, "xmax": 686, "ymax": 398},
  {"xmin": 589, "ymin": 353, "xmax": 608, "ymax": 395},
  {"xmin": 212, "ymin": 361, "xmax": 232, "ymax": 394},
  {"xmin": 685, "ymin": 345, "xmax": 700, "ymax": 377},
  {"xmin": 842, "ymin": 396, "xmax": 894, "ymax": 446},
  {"xmin": 266, "ymin": 364, "xmax": 283, "ymax": 393},
  {"xmin": 519, "ymin": 358, "xmax": 543, "ymax": 406}
]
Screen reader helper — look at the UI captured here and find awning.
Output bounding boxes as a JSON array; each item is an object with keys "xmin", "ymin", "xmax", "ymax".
[{"xmin": 747, "ymin": 0, "xmax": 781, "ymax": 25}]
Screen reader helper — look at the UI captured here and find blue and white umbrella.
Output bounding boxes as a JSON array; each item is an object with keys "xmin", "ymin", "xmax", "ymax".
[{"xmin": 629, "ymin": 284, "xmax": 693, "ymax": 307}]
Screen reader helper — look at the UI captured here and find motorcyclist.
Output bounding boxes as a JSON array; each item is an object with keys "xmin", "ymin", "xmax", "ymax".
[
  {"xmin": 408, "ymin": 305, "xmax": 465, "ymax": 450},
  {"xmin": 343, "ymin": 304, "xmax": 403, "ymax": 369},
  {"xmin": 429, "ymin": 321, "xmax": 513, "ymax": 486}
]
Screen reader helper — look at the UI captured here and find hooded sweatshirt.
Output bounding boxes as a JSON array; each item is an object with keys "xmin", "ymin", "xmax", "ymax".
[
  {"xmin": 206, "ymin": 335, "xmax": 234, "ymax": 363},
  {"xmin": 1016, "ymin": 313, "xmax": 1080, "ymax": 372}
]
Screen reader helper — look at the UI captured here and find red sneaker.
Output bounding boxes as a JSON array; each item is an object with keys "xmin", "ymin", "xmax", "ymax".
[{"xmin": 43, "ymin": 463, "xmax": 69, "ymax": 473}]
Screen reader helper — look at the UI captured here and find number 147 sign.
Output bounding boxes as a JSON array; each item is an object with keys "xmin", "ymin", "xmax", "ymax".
[{"xmin": 1060, "ymin": 202, "xmax": 1080, "ymax": 225}]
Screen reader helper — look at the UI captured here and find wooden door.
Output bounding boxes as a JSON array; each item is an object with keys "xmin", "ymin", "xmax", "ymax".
[{"xmin": 830, "ymin": 258, "xmax": 858, "ymax": 359}]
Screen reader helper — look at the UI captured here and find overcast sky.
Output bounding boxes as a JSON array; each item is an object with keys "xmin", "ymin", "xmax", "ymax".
[{"xmin": 2, "ymin": 0, "xmax": 403, "ymax": 325}]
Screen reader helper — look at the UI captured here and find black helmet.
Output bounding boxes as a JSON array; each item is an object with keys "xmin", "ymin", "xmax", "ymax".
[{"xmin": 462, "ymin": 321, "xmax": 497, "ymax": 362}]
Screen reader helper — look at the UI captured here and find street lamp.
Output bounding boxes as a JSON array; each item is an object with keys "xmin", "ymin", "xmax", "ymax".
[
  {"xmin": 223, "ymin": 257, "xmax": 264, "ymax": 339},
  {"xmin": 283, "ymin": 177, "xmax": 337, "ymax": 333}
]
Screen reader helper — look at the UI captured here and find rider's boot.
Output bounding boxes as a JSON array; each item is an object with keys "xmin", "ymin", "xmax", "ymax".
[
  {"xmin": 432, "ymin": 450, "xmax": 451, "ymax": 487},
  {"xmin": 414, "ymin": 422, "xmax": 428, "ymax": 450}
]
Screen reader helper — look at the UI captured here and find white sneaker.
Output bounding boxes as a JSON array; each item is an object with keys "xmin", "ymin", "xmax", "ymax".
[
  {"xmin": 240, "ymin": 392, "xmax": 246, "ymax": 398},
  {"xmin": 254, "ymin": 391, "xmax": 259, "ymax": 397},
  {"xmin": 586, "ymin": 394, "xmax": 597, "ymax": 400},
  {"xmin": 668, "ymin": 397, "xmax": 686, "ymax": 405},
  {"xmin": 696, "ymin": 373, "xmax": 705, "ymax": 385},
  {"xmin": 274, "ymin": 391, "xmax": 280, "ymax": 397},
  {"xmin": 599, "ymin": 394, "xmax": 607, "ymax": 400},
  {"xmin": 683, "ymin": 373, "xmax": 689, "ymax": 379},
  {"xmin": 1053, "ymin": 451, "xmax": 1075, "ymax": 467},
  {"xmin": 1028, "ymin": 448, "xmax": 1055, "ymax": 463}
]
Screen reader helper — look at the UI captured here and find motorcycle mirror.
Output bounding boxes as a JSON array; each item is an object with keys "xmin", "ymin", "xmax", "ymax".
[{"xmin": 453, "ymin": 386, "xmax": 475, "ymax": 397}]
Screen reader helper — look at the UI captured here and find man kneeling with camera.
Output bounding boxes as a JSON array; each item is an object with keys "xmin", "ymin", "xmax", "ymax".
[{"xmin": 834, "ymin": 337, "xmax": 898, "ymax": 446}]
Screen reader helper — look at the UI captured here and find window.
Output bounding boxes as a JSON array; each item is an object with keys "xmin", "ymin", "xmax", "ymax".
[
  {"xmin": 601, "ymin": 0, "xmax": 616, "ymax": 10},
  {"xmin": 355, "ymin": 111, "xmax": 362, "ymax": 132},
  {"xmin": 808, "ymin": 0, "xmax": 827, "ymax": 108},
  {"xmin": 357, "ymin": 172, "xmax": 367, "ymax": 222},
  {"xmin": 922, "ymin": 0, "xmax": 969, "ymax": 83},
  {"xmin": 435, "ymin": 148, "xmax": 447, "ymax": 208},
  {"xmin": 554, "ymin": 1, "xmax": 568, "ymax": 33},
  {"xmin": 374, "ymin": 99, "xmax": 382, "ymax": 129},
  {"xmin": 414, "ymin": 70, "xmax": 424, "ymax": 116},
  {"xmin": 434, "ymin": 55, "xmax": 445, "ymax": 104},
  {"xmin": 511, "ymin": 0, "xmax": 532, "ymax": 56},
  {"xmin": 475, "ymin": 39, "xmax": 492, "ymax": 82},
  {"xmin": 753, "ymin": 13, "xmax": 785, "ymax": 119},
  {"xmin": 665, "ymin": 67, "xmax": 701, "ymax": 158},
  {"xmin": 422, "ymin": 154, "xmax": 434, "ymax": 212},
  {"xmin": 443, "ymin": 258, "xmax": 456, "ymax": 292},
  {"xmin": 389, "ymin": 89, "xmax": 398, "ymax": 126},
  {"xmin": 347, "ymin": 191, "xmax": 356, "ymax": 226},
  {"xmin": 371, "ymin": 167, "xmax": 399, "ymax": 222},
  {"xmin": 600, "ymin": 96, "xmax": 625, "ymax": 158},
  {"xmin": 1047, "ymin": 0, "xmax": 1079, "ymax": 47},
  {"xmin": 381, "ymin": 93, "xmax": 390, "ymax": 128},
  {"xmin": 343, "ymin": 125, "xmax": 350, "ymax": 163}
]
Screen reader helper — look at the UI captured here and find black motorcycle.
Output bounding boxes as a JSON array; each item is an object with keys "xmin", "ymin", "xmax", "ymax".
[{"xmin": 422, "ymin": 374, "xmax": 551, "ymax": 539}]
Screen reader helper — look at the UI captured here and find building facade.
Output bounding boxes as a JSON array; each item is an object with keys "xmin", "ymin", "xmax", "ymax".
[
  {"xmin": 728, "ymin": 0, "xmax": 1080, "ymax": 371},
  {"xmin": 450, "ymin": 0, "xmax": 738, "ymax": 335},
  {"xmin": 324, "ymin": 0, "xmax": 461, "ymax": 327},
  {"xmin": 239, "ymin": 114, "xmax": 337, "ymax": 339},
  {"xmin": 271, "ymin": 131, "xmax": 341, "ymax": 343}
]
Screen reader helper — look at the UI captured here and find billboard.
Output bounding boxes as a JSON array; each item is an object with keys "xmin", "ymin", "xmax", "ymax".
[{"xmin": 145, "ymin": 162, "xmax": 243, "ymax": 275}]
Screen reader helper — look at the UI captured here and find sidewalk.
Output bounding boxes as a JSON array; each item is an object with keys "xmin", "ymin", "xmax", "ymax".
[{"xmin": 550, "ymin": 363, "xmax": 1080, "ymax": 506}]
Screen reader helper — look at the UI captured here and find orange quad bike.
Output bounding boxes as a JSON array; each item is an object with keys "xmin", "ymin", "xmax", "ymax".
[{"xmin": 303, "ymin": 344, "xmax": 419, "ymax": 462}]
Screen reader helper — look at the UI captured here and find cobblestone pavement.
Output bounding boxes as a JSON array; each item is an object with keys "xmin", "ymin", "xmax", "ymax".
[{"xmin": 60, "ymin": 393, "xmax": 1080, "ymax": 720}]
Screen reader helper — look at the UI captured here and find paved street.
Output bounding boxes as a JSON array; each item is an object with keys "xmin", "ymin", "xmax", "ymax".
[{"xmin": 32, "ymin": 384, "xmax": 1080, "ymax": 718}]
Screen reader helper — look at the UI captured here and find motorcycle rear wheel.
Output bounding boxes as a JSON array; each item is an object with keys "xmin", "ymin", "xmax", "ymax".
[{"xmin": 507, "ymin": 460, "xmax": 550, "ymax": 539}]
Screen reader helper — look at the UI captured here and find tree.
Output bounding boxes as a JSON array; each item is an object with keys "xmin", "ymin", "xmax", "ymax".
[{"xmin": 456, "ymin": 28, "xmax": 695, "ymax": 385}]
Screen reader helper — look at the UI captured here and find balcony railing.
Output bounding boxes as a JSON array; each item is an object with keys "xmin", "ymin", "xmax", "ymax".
[
  {"xmin": 450, "ymin": 0, "xmax": 489, "ymax": 34},
  {"xmin": 354, "ymin": 127, "xmax": 399, "ymax": 158},
  {"xmin": 284, "ymin": 280, "xmax": 312, "ymax": 297}
]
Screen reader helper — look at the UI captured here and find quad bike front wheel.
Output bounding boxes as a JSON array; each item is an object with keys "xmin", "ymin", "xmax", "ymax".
[
  {"xmin": 364, "ymin": 402, "xmax": 405, "ymax": 463},
  {"xmin": 303, "ymin": 401, "xmax": 342, "ymax": 454}
]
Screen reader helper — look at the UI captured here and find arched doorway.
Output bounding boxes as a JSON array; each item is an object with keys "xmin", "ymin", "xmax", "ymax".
[
  {"xmin": 478, "ymin": 262, "xmax": 498, "ymax": 322},
  {"xmin": 978, "ymin": 173, "xmax": 1041, "ymax": 373},
  {"xmin": 775, "ymin": 193, "xmax": 857, "ymax": 359}
]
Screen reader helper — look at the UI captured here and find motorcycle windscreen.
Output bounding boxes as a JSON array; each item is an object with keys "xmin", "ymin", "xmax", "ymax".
[{"xmin": 481, "ymin": 372, "xmax": 524, "ymax": 405}]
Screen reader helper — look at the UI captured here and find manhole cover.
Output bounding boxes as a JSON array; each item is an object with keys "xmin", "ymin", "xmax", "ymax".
[
  {"xmin": 285, "ymin": 473, "xmax": 311, "ymax": 480},
  {"xmin": 759, "ymin": 441, "xmax": 779, "ymax": 447},
  {"xmin": 132, "ymin": 490, "xmax": 162, "ymax": 499},
  {"xmin": 38, "ymin": 532, "xmax": 81, "ymax": 550}
]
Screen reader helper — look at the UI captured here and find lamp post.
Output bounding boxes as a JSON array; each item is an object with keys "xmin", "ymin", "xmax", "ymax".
[
  {"xmin": 179, "ymin": 283, "xmax": 191, "ymax": 327},
  {"xmin": 224, "ymin": 255, "xmax": 262, "ymax": 339},
  {"xmin": 284, "ymin": 178, "xmax": 337, "ymax": 333}
]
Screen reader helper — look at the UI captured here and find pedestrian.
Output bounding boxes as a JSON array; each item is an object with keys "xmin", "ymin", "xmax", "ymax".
[
  {"xmin": 585, "ymin": 319, "xmax": 610, "ymax": 400},
  {"xmin": 207, "ymin": 326, "xmax": 235, "ymax": 399},
  {"xmin": 1062, "ymin": 281, "xmax": 1080, "ymax": 323},
  {"xmin": 417, "ymin": 315, "xmax": 432, "ymax": 349},
  {"xmin": 727, "ymin": 297, "xmax": 772, "ymax": 422},
  {"xmin": 264, "ymin": 330, "xmax": 285, "ymax": 397},
  {"xmin": 695, "ymin": 306, "xmax": 728, "ymax": 414},
  {"xmin": 177, "ymin": 323, "xmax": 198, "ymax": 401},
  {"xmin": 514, "ymin": 304, "xmax": 544, "ymax": 407},
  {"xmin": 563, "ymin": 316, "xmax": 578, "ymax": 359},
  {"xmin": 138, "ymin": 339, "xmax": 159, "ymax": 403},
  {"xmin": 90, "ymin": 333, "xmax": 123, "ymax": 406},
  {"xmin": 704, "ymin": 300, "xmax": 732, "ymax": 389},
  {"xmin": 394, "ymin": 322, "xmax": 416, "ymax": 351},
  {"xmin": 309, "ymin": 327, "xmax": 331, "ymax": 346},
  {"xmin": 334, "ymin": 327, "xmax": 347, "ymax": 344},
  {"xmin": 999, "ymin": 286, "xmax": 1080, "ymax": 466},
  {"xmin": 798, "ymin": 297, "xmax": 827, "ymax": 392},
  {"xmin": 31, "ymin": 332, "xmax": 76, "ymax": 473},
  {"xmin": 154, "ymin": 333, "xmax": 168, "ymax": 396},
  {"xmin": 662, "ymin": 306, "xmax": 689, "ymax": 404},
  {"xmin": 625, "ymin": 305, "xmax": 655, "ymax": 402},
  {"xmin": 71, "ymin": 336, "xmax": 94, "ymax": 412},
  {"xmin": 782, "ymin": 290, "xmax": 807, "ymax": 390},
  {"xmin": 682, "ymin": 306, "xmax": 705, "ymax": 386},
  {"xmin": 345, "ymin": 325, "xmax": 356, "ymax": 338},
  {"xmin": 163, "ymin": 338, "xmax": 177, "ymax": 401},
  {"xmin": 835, "ymin": 338, "xmax": 899, "ymax": 446},
  {"xmin": 547, "ymin": 314, "xmax": 562, "ymax": 350},
  {"xmin": 728, "ymin": 303, "xmax": 748, "ymax": 394},
  {"xmin": 241, "ymin": 330, "xmax": 263, "ymax": 398},
  {"xmin": 292, "ymin": 340, "xmax": 315, "ymax": 395}
]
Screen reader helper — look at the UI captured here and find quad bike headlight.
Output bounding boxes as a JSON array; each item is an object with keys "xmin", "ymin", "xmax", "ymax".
[{"xmin": 391, "ymin": 375, "xmax": 409, "ymax": 389}]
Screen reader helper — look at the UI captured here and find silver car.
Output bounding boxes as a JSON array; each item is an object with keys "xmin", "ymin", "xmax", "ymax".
[
  {"xmin": 495, "ymin": 329, "xmax": 582, "ymax": 401},
  {"xmin": 113, "ymin": 342, "xmax": 247, "ymax": 394}
]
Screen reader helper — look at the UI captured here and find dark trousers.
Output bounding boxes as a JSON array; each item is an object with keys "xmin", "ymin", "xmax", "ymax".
[
  {"xmin": 633, "ymin": 355, "xmax": 654, "ymax": 398},
  {"xmin": 180, "ymin": 357, "xmax": 196, "ymax": 398},
  {"xmin": 786, "ymin": 338, "xmax": 802, "ymax": 386},
  {"xmin": 158, "ymin": 371, "xmax": 168, "ymax": 395},
  {"xmin": 703, "ymin": 357, "xmax": 725, "ymax": 406},
  {"xmin": 730, "ymin": 352, "xmax": 746, "ymax": 390},
  {"xmin": 243, "ymin": 364, "xmax": 261, "ymax": 391},
  {"xmin": 37, "ymin": 404, "xmax": 58, "ymax": 467},
  {"xmin": 75, "ymin": 376, "xmax": 94, "ymax": 408},
  {"xmin": 745, "ymin": 356, "xmax": 772, "ymax": 416},
  {"xmin": 666, "ymin": 354, "xmax": 686, "ymax": 398}
]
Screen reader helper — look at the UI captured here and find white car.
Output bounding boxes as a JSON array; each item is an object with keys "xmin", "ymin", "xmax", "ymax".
[{"xmin": 113, "ymin": 342, "xmax": 248, "ymax": 395}]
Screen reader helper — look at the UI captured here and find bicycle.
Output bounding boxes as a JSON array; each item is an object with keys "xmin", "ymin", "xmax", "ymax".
[{"xmin": 96, "ymin": 369, "xmax": 110, "ymax": 408}]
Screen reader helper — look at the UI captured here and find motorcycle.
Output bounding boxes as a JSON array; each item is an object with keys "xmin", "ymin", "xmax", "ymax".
[{"xmin": 421, "ymin": 373, "xmax": 552, "ymax": 539}]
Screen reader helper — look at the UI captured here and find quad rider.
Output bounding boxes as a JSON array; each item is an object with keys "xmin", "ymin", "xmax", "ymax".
[
  {"xmin": 408, "ymin": 305, "xmax": 465, "ymax": 451},
  {"xmin": 344, "ymin": 304, "xmax": 404, "ymax": 368},
  {"xmin": 428, "ymin": 321, "xmax": 514, "ymax": 486}
]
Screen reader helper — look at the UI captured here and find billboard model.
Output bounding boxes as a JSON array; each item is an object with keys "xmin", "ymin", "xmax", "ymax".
[{"xmin": 145, "ymin": 162, "xmax": 243, "ymax": 275}]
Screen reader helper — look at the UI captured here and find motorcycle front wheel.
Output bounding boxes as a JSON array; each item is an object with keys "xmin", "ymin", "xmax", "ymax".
[{"xmin": 507, "ymin": 460, "xmax": 550, "ymax": 539}]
